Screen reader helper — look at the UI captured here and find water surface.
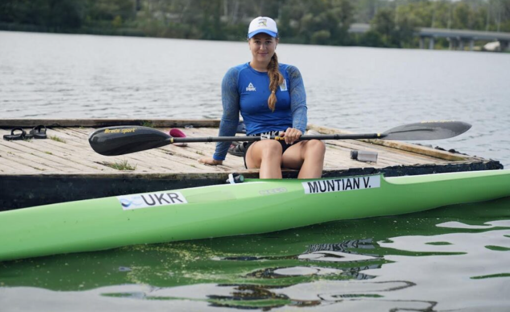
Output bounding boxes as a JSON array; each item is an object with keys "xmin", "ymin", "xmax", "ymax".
[{"xmin": 1, "ymin": 31, "xmax": 509, "ymax": 311}]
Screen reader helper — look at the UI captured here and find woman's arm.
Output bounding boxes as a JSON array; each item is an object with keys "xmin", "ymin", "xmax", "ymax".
[
  {"xmin": 287, "ymin": 65, "xmax": 307, "ymax": 134},
  {"xmin": 212, "ymin": 67, "xmax": 240, "ymax": 161}
]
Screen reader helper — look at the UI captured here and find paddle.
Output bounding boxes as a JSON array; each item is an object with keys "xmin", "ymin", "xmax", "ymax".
[{"xmin": 89, "ymin": 121, "xmax": 471, "ymax": 156}]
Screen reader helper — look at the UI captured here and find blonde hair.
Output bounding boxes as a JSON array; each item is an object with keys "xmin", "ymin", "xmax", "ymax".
[{"xmin": 267, "ymin": 53, "xmax": 284, "ymax": 112}]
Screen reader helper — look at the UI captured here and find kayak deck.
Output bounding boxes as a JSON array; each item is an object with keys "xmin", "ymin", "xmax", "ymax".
[{"xmin": 0, "ymin": 119, "xmax": 503, "ymax": 210}]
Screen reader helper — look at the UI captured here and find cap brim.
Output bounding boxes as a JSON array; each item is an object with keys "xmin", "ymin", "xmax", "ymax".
[{"xmin": 248, "ymin": 30, "xmax": 277, "ymax": 39}]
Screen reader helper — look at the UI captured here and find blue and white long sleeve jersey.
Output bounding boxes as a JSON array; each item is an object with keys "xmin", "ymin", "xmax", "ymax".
[{"xmin": 213, "ymin": 62, "xmax": 307, "ymax": 161}]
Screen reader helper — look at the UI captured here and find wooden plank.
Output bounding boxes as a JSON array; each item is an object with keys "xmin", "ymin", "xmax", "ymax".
[
  {"xmin": 326, "ymin": 141, "xmax": 447, "ymax": 166},
  {"xmin": 364, "ymin": 139, "xmax": 468, "ymax": 161},
  {"xmin": 1, "ymin": 140, "xmax": 121, "ymax": 173},
  {"xmin": 0, "ymin": 156, "xmax": 39, "ymax": 173},
  {"xmin": 116, "ymin": 151, "xmax": 207, "ymax": 173},
  {"xmin": 0, "ymin": 141, "xmax": 88, "ymax": 173},
  {"xmin": 308, "ymin": 124, "xmax": 470, "ymax": 161},
  {"xmin": 39, "ymin": 130, "xmax": 179, "ymax": 173},
  {"xmin": 160, "ymin": 127, "xmax": 246, "ymax": 170},
  {"xmin": 20, "ymin": 139, "xmax": 144, "ymax": 172},
  {"xmin": 59, "ymin": 126, "xmax": 245, "ymax": 173},
  {"xmin": 15, "ymin": 136, "xmax": 125, "ymax": 173},
  {"xmin": 51, "ymin": 128, "xmax": 89, "ymax": 140},
  {"xmin": 323, "ymin": 134, "xmax": 452, "ymax": 163},
  {"xmin": 0, "ymin": 149, "xmax": 53, "ymax": 173},
  {"xmin": 322, "ymin": 140, "xmax": 436, "ymax": 168}
]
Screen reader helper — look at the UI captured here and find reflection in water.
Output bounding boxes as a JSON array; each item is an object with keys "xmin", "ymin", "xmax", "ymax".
[
  {"xmin": 299, "ymin": 250, "xmax": 378, "ymax": 263},
  {"xmin": 305, "ymin": 238, "xmax": 376, "ymax": 253},
  {"xmin": 362, "ymin": 221, "xmax": 510, "ymax": 311},
  {"xmin": 207, "ymin": 284, "xmax": 303, "ymax": 310}
]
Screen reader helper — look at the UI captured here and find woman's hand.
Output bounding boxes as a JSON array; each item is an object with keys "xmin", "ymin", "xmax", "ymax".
[
  {"xmin": 199, "ymin": 157, "xmax": 223, "ymax": 166},
  {"xmin": 283, "ymin": 128, "xmax": 302, "ymax": 144}
]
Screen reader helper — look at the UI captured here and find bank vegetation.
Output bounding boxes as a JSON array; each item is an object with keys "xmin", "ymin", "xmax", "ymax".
[{"xmin": 1, "ymin": 0, "xmax": 508, "ymax": 49}]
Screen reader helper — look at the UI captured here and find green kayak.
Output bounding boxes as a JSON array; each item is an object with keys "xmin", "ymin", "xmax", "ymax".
[{"xmin": 1, "ymin": 169, "xmax": 509, "ymax": 262}]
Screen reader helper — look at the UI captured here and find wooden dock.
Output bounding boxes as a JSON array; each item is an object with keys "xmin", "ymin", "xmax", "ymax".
[{"xmin": 0, "ymin": 119, "xmax": 502, "ymax": 210}]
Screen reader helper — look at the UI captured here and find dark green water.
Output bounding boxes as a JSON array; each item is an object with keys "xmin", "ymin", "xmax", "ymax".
[{"xmin": 1, "ymin": 197, "xmax": 509, "ymax": 311}]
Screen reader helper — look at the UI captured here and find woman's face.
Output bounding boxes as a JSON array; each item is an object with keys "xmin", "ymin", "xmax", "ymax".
[{"xmin": 249, "ymin": 34, "xmax": 278, "ymax": 67}]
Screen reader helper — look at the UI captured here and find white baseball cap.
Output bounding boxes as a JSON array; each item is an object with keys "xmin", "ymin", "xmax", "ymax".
[{"xmin": 248, "ymin": 16, "xmax": 278, "ymax": 39}]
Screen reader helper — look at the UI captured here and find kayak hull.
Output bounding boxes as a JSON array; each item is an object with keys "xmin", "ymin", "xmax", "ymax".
[{"xmin": 1, "ymin": 170, "xmax": 510, "ymax": 261}]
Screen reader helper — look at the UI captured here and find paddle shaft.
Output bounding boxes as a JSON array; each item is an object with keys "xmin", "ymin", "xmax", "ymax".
[{"xmin": 168, "ymin": 133, "xmax": 385, "ymax": 143}]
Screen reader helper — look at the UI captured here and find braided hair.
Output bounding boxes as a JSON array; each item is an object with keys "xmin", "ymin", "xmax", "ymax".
[{"xmin": 267, "ymin": 53, "xmax": 284, "ymax": 112}]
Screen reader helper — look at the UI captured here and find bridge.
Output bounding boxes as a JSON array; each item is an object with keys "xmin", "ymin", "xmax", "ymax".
[{"xmin": 349, "ymin": 23, "xmax": 510, "ymax": 51}]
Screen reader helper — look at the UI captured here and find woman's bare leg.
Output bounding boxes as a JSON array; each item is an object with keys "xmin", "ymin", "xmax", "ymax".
[
  {"xmin": 246, "ymin": 140, "xmax": 283, "ymax": 179},
  {"xmin": 282, "ymin": 140, "xmax": 325, "ymax": 179}
]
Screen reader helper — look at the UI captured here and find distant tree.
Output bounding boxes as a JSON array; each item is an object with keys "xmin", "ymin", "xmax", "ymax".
[
  {"xmin": 85, "ymin": 0, "xmax": 135, "ymax": 26},
  {"xmin": 311, "ymin": 29, "xmax": 331, "ymax": 45},
  {"xmin": 49, "ymin": 0, "xmax": 85, "ymax": 29},
  {"xmin": 395, "ymin": 14, "xmax": 417, "ymax": 48},
  {"xmin": 112, "ymin": 15, "xmax": 122, "ymax": 28},
  {"xmin": 0, "ymin": 0, "xmax": 84, "ymax": 30},
  {"xmin": 396, "ymin": 1, "xmax": 433, "ymax": 28},
  {"xmin": 452, "ymin": 1, "xmax": 471, "ymax": 29},
  {"xmin": 357, "ymin": 29, "xmax": 384, "ymax": 47},
  {"xmin": 371, "ymin": 8, "xmax": 395, "ymax": 47},
  {"xmin": 429, "ymin": 1, "xmax": 453, "ymax": 29},
  {"xmin": 368, "ymin": 6, "xmax": 417, "ymax": 48},
  {"xmin": 279, "ymin": 0, "xmax": 353, "ymax": 45},
  {"xmin": 198, "ymin": 0, "xmax": 224, "ymax": 40},
  {"xmin": 354, "ymin": 0, "xmax": 380, "ymax": 23},
  {"xmin": 2, "ymin": 0, "xmax": 509, "ymax": 47}
]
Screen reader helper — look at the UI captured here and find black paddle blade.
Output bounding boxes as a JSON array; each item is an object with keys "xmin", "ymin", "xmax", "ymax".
[
  {"xmin": 382, "ymin": 121, "xmax": 472, "ymax": 140},
  {"xmin": 89, "ymin": 126, "xmax": 171, "ymax": 156}
]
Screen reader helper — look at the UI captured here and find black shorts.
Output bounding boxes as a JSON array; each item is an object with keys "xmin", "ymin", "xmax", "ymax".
[{"xmin": 243, "ymin": 131, "xmax": 292, "ymax": 169}]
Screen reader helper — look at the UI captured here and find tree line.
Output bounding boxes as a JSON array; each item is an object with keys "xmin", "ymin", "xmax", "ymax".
[{"xmin": 1, "ymin": 0, "xmax": 509, "ymax": 48}]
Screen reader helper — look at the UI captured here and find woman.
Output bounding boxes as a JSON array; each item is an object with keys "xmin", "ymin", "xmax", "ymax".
[{"xmin": 199, "ymin": 16, "xmax": 325, "ymax": 179}]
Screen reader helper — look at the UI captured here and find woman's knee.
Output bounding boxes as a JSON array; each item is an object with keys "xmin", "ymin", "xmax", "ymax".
[
  {"xmin": 306, "ymin": 139, "xmax": 326, "ymax": 156},
  {"xmin": 247, "ymin": 141, "xmax": 282, "ymax": 165},
  {"xmin": 259, "ymin": 140, "xmax": 283, "ymax": 158}
]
